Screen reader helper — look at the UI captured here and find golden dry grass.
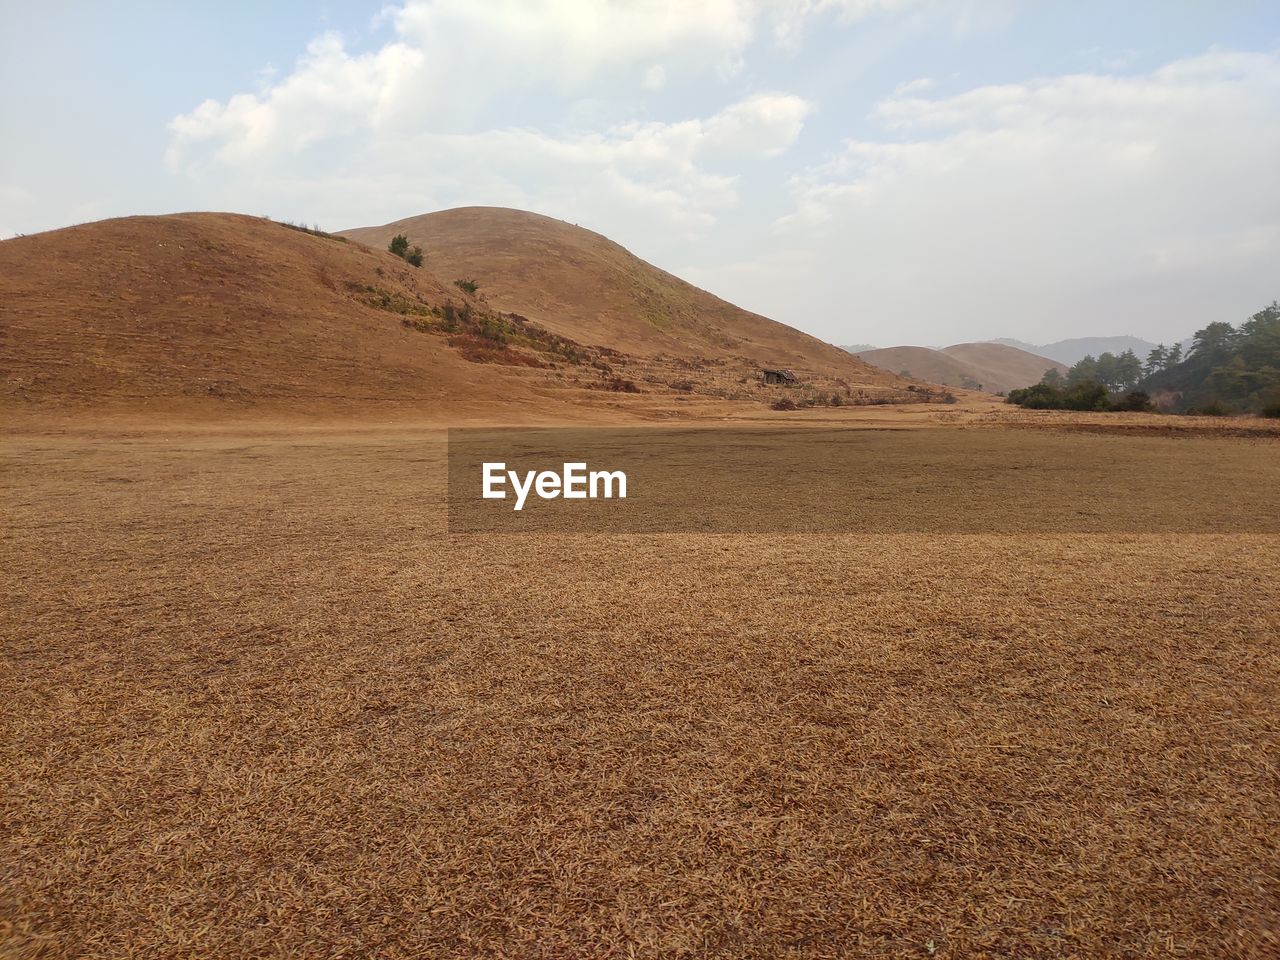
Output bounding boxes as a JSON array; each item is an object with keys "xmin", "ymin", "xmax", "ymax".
[
  {"xmin": 338, "ymin": 207, "xmax": 895, "ymax": 381},
  {"xmin": 2, "ymin": 420, "xmax": 1278, "ymax": 958},
  {"xmin": 0, "ymin": 212, "xmax": 913, "ymax": 422}
]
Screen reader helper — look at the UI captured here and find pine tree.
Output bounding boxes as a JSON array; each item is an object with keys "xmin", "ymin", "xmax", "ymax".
[
  {"xmin": 1144, "ymin": 344, "xmax": 1168, "ymax": 376},
  {"xmin": 1067, "ymin": 355, "xmax": 1098, "ymax": 386},
  {"xmin": 1117, "ymin": 349, "xmax": 1143, "ymax": 389},
  {"xmin": 1095, "ymin": 352, "xmax": 1121, "ymax": 390}
]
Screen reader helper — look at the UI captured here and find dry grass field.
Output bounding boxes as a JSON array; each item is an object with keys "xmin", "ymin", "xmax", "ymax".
[{"xmin": 3, "ymin": 416, "xmax": 1278, "ymax": 958}]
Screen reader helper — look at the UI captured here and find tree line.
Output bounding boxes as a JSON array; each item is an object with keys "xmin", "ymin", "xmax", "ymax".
[{"xmin": 1011, "ymin": 300, "xmax": 1280, "ymax": 416}]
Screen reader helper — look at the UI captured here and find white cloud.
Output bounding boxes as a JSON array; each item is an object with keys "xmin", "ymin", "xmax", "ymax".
[
  {"xmin": 165, "ymin": 1, "xmax": 817, "ymax": 242},
  {"xmin": 166, "ymin": 0, "xmax": 919, "ymax": 173},
  {"xmin": 700, "ymin": 93, "xmax": 812, "ymax": 157},
  {"xmin": 167, "ymin": 0, "xmax": 766, "ymax": 173},
  {"xmin": 167, "ymin": 32, "xmax": 425, "ymax": 170},
  {"xmin": 167, "ymin": 90, "xmax": 810, "ymax": 243},
  {"xmin": 718, "ymin": 49, "xmax": 1280, "ymax": 343},
  {"xmin": 391, "ymin": 0, "xmax": 757, "ymax": 89}
]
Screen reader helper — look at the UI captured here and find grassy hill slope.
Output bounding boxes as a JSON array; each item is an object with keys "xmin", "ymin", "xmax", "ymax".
[
  {"xmin": 941, "ymin": 342, "xmax": 1066, "ymax": 393},
  {"xmin": 340, "ymin": 207, "xmax": 890, "ymax": 380},
  {"xmin": 3, "ymin": 211, "xmax": 921, "ymax": 417},
  {"xmin": 0, "ymin": 213, "xmax": 549, "ymax": 412}
]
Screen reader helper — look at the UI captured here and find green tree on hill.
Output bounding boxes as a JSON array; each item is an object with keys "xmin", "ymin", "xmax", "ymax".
[
  {"xmin": 1141, "ymin": 301, "xmax": 1279, "ymax": 412},
  {"xmin": 388, "ymin": 234, "xmax": 423, "ymax": 267},
  {"xmin": 1144, "ymin": 344, "xmax": 1168, "ymax": 376},
  {"xmin": 1116, "ymin": 349, "xmax": 1143, "ymax": 389},
  {"xmin": 1190, "ymin": 321, "xmax": 1239, "ymax": 364},
  {"xmin": 1067, "ymin": 355, "xmax": 1098, "ymax": 386}
]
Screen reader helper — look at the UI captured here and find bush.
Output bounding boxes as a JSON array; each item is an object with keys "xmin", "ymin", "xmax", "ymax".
[
  {"xmin": 605, "ymin": 377, "xmax": 640, "ymax": 393},
  {"xmin": 1061, "ymin": 381, "xmax": 1111, "ymax": 411},
  {"xmin": 771, "ymin": 398, "xmax": 798, "ymax": 411},
  {"xmin": 1111, "ymin": 390, "xmax": 1154, "ymax": 412},
  {"xmin": 1198, "ymin": 400, "xmax": 1229, "ymax": 417},
  {"xmin": 387, "ymin": 234, "xmax": 422, "ymax": 267},
  {"xmin": 1006, "ymin": 380, "xmax": 1123, "ymax": 412},
  {"xmin": 441, "ymin": 301, "xmax": 459, "ymax": 332},
  {"xmin": 1006, "ymin": 383, "xmax": 1064, "ymax": 409},
  {"xmin": 455, "ymin": 278, "xmax": 479, "ymax": 295},
  {"xmin": 1262, "ymin": 402, "xmax": 1280, "ymax": 419}
]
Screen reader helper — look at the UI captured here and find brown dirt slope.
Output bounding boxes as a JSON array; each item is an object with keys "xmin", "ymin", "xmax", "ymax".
[
  {"xmin": 857, "ymin": 342, "xmax": 1064, "ymax": 394},
  {"xmin": 339, "ymin": 207, "xmax": 885, "ymax": 378}
]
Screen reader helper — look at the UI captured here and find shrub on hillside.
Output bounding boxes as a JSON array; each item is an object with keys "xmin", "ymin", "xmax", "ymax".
[
  {"xmin": 771, "ymin": 397, "xmax": 798, "ymax": 411},
  {"xmin": 388, "ymin": 234, "xmax": 423, "ymax": 267},
  {"xmin": 455, "ymin": 278, "xmax": 479, "ymax": 295}
]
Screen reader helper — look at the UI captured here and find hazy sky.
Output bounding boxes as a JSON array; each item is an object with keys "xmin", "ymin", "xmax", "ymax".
[{"xmin": 2, "ymin": 1, "xmax": 1278, "ymax": 346}]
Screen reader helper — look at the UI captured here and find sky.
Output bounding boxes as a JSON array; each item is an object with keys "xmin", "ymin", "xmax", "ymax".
[{"xmin": 2, "ymin": 1, "xmax": 1278, "ymax": 347}]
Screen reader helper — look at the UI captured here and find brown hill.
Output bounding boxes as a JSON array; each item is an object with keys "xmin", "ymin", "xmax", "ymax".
[
  {"xmin": 2, "ymin": 210, "xmax": 923, "ymax": 418},
  {"xmin": 941, "ymin": 342, "xmax": 1066, "ymax": 393},
  {"xmin": 339, "ymin": 207, "xmax": 876, "ymax": 376},
  {"xmin": 0, "ymin": 213, "xmax": 549, "ymax": 415},
  {"xmin": 855, "ymin": 346, "xmax": 977, "ymax": 390},
  {"xmin": 856, "ymin": 342, "xmax": 1064, "ymax": 394}
]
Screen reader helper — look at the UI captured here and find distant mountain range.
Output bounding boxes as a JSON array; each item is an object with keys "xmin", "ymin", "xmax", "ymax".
[
  {"xmin": 991, "ymin": 336, "xmax": 1193, "ymax": 367},
  {"xmin": 846, "ymin": 336, "xmax": 1193, "ymax": 370}
]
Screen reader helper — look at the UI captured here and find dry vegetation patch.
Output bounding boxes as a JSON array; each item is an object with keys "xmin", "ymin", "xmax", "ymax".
[{"xmin": 2, "ymin": 425, "xmax": 1277, "ymax": 958}]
